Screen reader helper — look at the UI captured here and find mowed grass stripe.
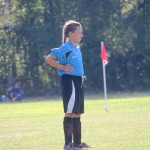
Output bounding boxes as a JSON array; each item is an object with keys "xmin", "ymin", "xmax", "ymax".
[{"xmin": 0, "ymin": 96, "xmax": 150, "ymax": 150}]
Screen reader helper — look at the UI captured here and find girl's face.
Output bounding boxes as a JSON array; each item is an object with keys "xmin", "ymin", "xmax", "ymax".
[{"xmin": 69, "ymin": 26, "xmax": 83, "ymax": 44}]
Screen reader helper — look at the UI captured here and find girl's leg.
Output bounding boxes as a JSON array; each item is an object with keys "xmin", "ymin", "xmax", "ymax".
[
  {"xmin": 63, "ymin": 113, "xmax": 74, "ymax": 147},
  {"xmin": 63, "ymin": 118, "xmax": 73, "ymax": 147},
  {"xmin": 72, "ymin": 114, "xmax": 81, "ymax": 146},
  {"xmin": 72, "ymin": 114, "xmax": 90, "ymax": 148}
]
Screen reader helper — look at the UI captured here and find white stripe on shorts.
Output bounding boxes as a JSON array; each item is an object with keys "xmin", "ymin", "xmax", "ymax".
[{"xmin": 66, "ymin": 81, "xmax": 75, "ymax": 113}]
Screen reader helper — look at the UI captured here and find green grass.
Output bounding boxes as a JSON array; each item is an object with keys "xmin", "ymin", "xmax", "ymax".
[{"xmin": 0, "ymin": 94, "xmax": 150, "ymax": 150}]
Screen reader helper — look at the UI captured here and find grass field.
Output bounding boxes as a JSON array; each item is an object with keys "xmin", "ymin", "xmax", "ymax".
[{"xmin": 0, "ymin": 93, "xmax": 150, "ymax": 150}]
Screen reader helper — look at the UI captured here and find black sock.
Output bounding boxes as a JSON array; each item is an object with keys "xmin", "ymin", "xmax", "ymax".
[
  {"xmin": 73, "ymin": 117, "xmax": 81, "ymax": 145},
  {"xmin": 63, "ymin": 117, "xmax": 73, "ymax": 146}
]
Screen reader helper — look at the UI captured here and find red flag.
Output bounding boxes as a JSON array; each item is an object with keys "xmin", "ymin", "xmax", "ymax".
[{"xmin": 100, "ymin": 42, "xmax": 108, "ymax": 65}]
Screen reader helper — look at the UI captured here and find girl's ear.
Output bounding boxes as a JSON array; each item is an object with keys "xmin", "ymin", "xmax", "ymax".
[{"xmin": 68, "ymin": 31, "xmax": 74, "ymax": 37}]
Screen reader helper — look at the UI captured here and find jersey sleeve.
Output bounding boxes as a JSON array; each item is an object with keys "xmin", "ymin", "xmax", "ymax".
[
  {"xmin": 50, "ymin": 48, "xmax": 66, "ymax": 64},
  {"xmin": 51, "ymin": 48, "xmax": 59, "ymax": 59}
]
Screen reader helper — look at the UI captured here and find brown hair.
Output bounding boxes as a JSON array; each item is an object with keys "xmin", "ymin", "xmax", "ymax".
[{"xmin": 62, "ymin": 20, "xmax": 81, "ymax": 44}]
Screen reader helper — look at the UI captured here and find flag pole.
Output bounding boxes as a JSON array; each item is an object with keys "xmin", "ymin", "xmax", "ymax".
[
  {"xmin": 102, "ymin": 62, "xmax": 108, "ymax": 112},
  {"xmin": 101, "ymin": 41, "xmax": 108, "ymax": 112}
]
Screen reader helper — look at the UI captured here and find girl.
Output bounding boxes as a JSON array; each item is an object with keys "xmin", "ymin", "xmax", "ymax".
[{"xmin": 46, "ymin": 20, "xmax": 90, "ymax": 150}]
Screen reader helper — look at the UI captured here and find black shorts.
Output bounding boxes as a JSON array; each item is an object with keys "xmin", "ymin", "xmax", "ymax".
[{"xmin": 61, "ymin": 74, "xmax": 84, "ymax": 114}]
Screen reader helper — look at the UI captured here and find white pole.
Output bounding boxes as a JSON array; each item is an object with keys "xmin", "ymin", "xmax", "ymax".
[{"xmin": 102, "ymin": 62, "xmax": 108, "ymax": 112}]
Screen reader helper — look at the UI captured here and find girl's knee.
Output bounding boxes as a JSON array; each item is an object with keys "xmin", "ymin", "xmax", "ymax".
[
  {"xmin": 65, "ymin": 113, "xmax": 80, "ymax": 118},
  {"xmin": 65, "ymin": 113, "xmax": 73, "ymax": 117},
  {"xmin": 73, "ymin": 113, "xmax": 80, "ymax": 118}
]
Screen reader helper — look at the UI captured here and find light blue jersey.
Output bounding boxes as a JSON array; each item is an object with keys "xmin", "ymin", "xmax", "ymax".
[{"xmin": 50, "ymin": 41, "xmax": 84, "ymax": 76}]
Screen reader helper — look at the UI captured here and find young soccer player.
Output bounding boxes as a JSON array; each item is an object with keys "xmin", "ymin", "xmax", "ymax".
[{"xmin": 46, "ymin": 20, "xmax": 90, "ymax": 150}]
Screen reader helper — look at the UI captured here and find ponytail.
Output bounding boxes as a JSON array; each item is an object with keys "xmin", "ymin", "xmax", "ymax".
[{"xmin": 62, "ymin": 29, "xmax": 67, "ymax": 44}]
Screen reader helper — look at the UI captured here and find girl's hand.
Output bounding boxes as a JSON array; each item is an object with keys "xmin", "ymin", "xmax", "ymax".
[{"xmin": 63, "ymin": 64, "xmax": 74, "ymax": 72}]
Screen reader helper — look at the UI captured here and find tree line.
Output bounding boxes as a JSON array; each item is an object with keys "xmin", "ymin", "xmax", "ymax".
[{"xmin": 0, "ymin": 0, "xmax": 150, "ymax": 96}]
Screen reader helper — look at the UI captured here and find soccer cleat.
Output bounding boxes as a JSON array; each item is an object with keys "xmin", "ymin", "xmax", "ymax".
[
  {"xmin": 73, "ymin": 142, "xmax": 91, "ymax": 149},
  {"xmin": 64, "ymin": 143, "xmax": 73, "ymax": 150}
]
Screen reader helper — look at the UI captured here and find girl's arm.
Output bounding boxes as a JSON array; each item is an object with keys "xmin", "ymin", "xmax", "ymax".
[{"xmin": 45, "ymin": 55, "xmax": 74, "ymax": 72}]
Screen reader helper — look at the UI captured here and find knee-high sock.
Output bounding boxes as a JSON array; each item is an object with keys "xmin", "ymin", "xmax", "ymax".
[
  {"xmin": 73, "ymin": 117, "xmax": 81, "ymax": 145},
  {"xmin": 63, "ymin": 117, "xmax": 73, "ymax": 146}
]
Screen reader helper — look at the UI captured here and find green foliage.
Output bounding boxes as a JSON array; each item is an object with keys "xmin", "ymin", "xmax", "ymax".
[{"xmin": 0, "ymin": 0, "xmax": 150, "ymax": 96}]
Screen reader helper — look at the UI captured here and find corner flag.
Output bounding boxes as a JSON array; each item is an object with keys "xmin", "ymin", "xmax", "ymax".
[
  {"xmin": 100, "ymin": 41, "xmax": 108, "ymax": 111},
  {"xmin": 100, "ymin": 41, "xmax": 108, "ymax": 65}
]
